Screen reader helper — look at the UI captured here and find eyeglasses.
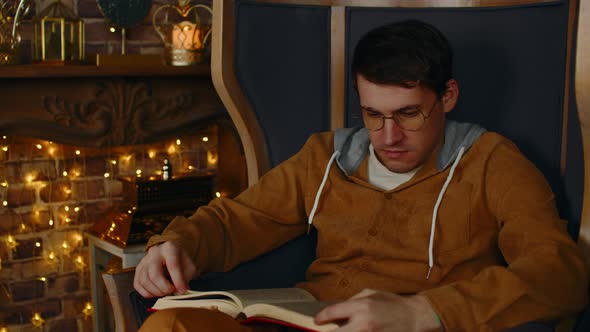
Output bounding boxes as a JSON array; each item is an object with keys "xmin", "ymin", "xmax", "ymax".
[{"xmin": 362, "ymin": 99, "xmax": 440, "ymax": 131}]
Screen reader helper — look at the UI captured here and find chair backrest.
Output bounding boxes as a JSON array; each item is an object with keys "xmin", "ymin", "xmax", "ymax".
[
  {"xmin": 211, "ymin": 0, "xmax": 590, "ymax": 329},
  {"xmin": 212, "ymin": 0, "xmax": 587, "ymax": 245}
]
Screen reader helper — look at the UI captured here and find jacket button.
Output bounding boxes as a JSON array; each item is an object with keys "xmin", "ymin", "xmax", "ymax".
[
  {"xmin": 384, "ymin": 192, "xmax": 393, "ymax": 200},
  {"xmin": 339, "ymin": 278, "xmax": 350, "ymax": 287},
  {"xmin": 368, "ymin": 228, "xmax": 378, "ymax": 236}
]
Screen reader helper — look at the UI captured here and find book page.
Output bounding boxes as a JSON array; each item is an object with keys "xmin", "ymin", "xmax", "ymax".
[
  {"xmin": 242, "ymin": 301, "xmax": 339, "ymax": 332},
  {"xmin": 229, "ymin": 288, "xmax": 316, "ymax": 308},
  {"xmin": 151, "ymin": 297, "xmax": 242, "ymax": 317},
  {"xmin": 150, "ymin": 288, "xmax": 315, "ymax": 318}
]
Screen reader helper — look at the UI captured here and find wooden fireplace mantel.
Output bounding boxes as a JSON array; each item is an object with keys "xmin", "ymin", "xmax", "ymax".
[{"xmin": 0, "ymin": 64, "xmax": 225, "ymax": 147}]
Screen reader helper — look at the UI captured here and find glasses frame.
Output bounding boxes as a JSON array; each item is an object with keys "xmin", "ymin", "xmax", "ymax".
[{"xmin": 362, "ymin": 99, "xmax": 441, "ymax": 132}]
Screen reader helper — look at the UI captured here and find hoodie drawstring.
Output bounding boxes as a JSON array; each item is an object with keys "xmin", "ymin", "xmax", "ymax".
[
  {"xmin": 427, "ymin": 146, "xmax": 466, "ymax": 279},
  {"xmin": 308, "ymin": 151, "xmax": 341, "ymax": 234}
]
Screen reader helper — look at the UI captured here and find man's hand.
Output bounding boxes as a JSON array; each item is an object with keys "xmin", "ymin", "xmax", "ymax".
[
  {"xmin": 133, "ymin": 241, "xmax": 198, "ymax": 298},
  {"xmin": 315, "ymin": 289, "xmax": 442, "ymax": 332}
]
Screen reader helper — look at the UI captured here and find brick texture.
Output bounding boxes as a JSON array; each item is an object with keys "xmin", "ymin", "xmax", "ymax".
[
  {"xmin": 49, "ymin": 318, "xmax": 79, "ymax": 332},
  {"xmin": 10, "ymin": 279, "xmax": 45, "ymax": 302},
  {"xmin": 6, "ymin": 187, "xmax": 35, "ymax": 207},
  {"xmin": 40, "ymin": 179, "xmax": 72, "ymax": 203},
  {"xmin": 47, "ymin": 273, "xmax": 80, "ymax": 296},
  {"xmin": 12, "ymin": 237, "xmax": 43, "ymax": 260}
]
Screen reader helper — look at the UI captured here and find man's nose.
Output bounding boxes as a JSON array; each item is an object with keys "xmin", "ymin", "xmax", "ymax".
[{"xmin": 382, "ymin": 117, "xmax": 404, "ymax": 145}]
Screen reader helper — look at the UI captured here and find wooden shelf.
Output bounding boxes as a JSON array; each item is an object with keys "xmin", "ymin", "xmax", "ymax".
[{"xmin": 0, "ymin": 63, "xmax": 211, "ymax": 78}]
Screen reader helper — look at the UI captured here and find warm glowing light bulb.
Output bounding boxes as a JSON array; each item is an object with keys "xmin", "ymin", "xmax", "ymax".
[
  {"xmin": 82, "ymin": 301, "xmax": 93, "ymax": 318},
  {"xmin": 31, "ymin": 312, "xmax": 44, "ymax": 328},
  {"xmin": 6, "ymin": 235, "xmax": 17, "ymax": 251},
  {"xmin": 2, "ymin": 146, "xmax": 7, "ymax": 152},
  {"xmin": 109, "ymin": 27, "xmax": 116, "ymax": 32},
  {"xmin": 64, "ymin": 206, "xmax": 70, "ymax": 212},
  {"xmin": 2, "ymin": 135, "xmax": 6, "ymax": 139},
  {"xmin": 1, "ymin": 181, "xmax": 7, "ymax": 187},
  {"xmin": 36, "ymin": 144, "xmax": 43, "ymax": 149},
  {"xmin": 148, "ymin": 150, "xmax": 156, "ymax": 159},
  {"xmin": 48, "ymin": 252, "xmax": 55, "ymax": 260},
  {"xmin": 75, "ymin": 150, "xmax": 81, "ymax": 155},
  {"xmin": 2, "ymin": 201, "xmax": 7, "ymax": 206},
  {"xmin": 188, "ymin": 165, "xmax": 194, "ymax": 170},
  {"xmin": 48, "ymin": 146, "xmax": 56, "ymax": 156},
  {"xmin": 73, "ymin": 233, "xmax": 83, "ymax": 243},
  {"xmin": 39, "ymin": 277, "xmax": 47, "ymax": 282},
  {"xmin": 111, "ymin": 160, "xmax": 117, "ymax": 165},
  {"xmin": 35, "ymin": 242, "xmax": 41, "ymax": 247},
  {"xmin": 62, "ymin": 241, "xmax": 68, "ymax": 249},
  {"xmin": 215, "ymin": 192, "xmax": 221, "ymax": 198},
  {"xmin": 176, "ymin": 139, "xmax": 181, "ymax": 145},
  {"xmin": 202, "ymin": 137, "xmax": 209, "ymax": 142},
  {"xmin": 104, "ymin": 172, "xmax": 110, "ymax": 178},
  {"xmin": 62, "ymin": 171, "xmax": 68, "ymax": 177},
  {"xmin": 25, "ymin": 173, "xmax": 35, "ymax": 183},
  {"xmin": 167, "ymin": 145, "xmax": 177, "ymax": 154},
  {"xmin": 49, "ymin": 219, "xmax": 54, "ymax": 226},
  {"xmin": 74, "ymin": 207, "xmax": 80, "ymax": 212}
]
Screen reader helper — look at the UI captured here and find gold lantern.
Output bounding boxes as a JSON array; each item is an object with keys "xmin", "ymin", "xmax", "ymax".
[
  {"xmin": 152, "ymin": 0, "xmax": 212, "ymax": 66},
  {"xmin": 32, "ymin": 0, "xmax": 84, "ymax": 64}
]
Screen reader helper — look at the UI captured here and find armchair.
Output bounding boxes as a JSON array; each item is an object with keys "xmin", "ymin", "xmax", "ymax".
[{"xmin": 100, "ymin": 0, "xmax": 590, "ymax": 331}]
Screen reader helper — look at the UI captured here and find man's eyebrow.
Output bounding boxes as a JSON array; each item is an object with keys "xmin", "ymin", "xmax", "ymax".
[{"xmin": 361, "ymin": 104, "xmax": 421, "ymax": 113}]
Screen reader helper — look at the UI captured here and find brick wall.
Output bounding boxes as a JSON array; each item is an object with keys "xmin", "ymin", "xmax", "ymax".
[{"xmin": 0, "ymin": 127, "xmax": 218, "ymax": 331}]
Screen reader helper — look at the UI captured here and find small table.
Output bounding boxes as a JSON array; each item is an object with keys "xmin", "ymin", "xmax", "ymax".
[{"xmin": 87, "ymin": 234, "xmax": 146, "ymax": 332}]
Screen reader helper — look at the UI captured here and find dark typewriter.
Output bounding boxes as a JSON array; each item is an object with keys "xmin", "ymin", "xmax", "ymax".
[{"xmin": 89, "ymin": 175, "xmax": 214, "ymax": 247}]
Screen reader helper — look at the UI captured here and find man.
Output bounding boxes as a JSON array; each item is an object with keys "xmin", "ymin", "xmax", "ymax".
[{"xmin": 134, "ymin": 20, "xmax": 588, "ymax": 331}]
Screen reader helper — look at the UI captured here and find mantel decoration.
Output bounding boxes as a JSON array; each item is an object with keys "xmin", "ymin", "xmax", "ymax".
[
  {"xmin": 153, "ymin": 0, "xmax": 212, "ymax": 66},
  {"xmin": 31, "ymin": 0, "xmax": 85, "ymax": 64},
  {"xmin": 97, "ymin": 0, "xmax": 152, "ymax": 56},
  {"xmin": 0, "ymin": 0, "xmax": 30, "ymax": 65}
]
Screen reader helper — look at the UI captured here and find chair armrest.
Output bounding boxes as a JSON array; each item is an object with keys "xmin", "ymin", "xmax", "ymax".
[{"xmin": 102, "ymin": 267, "xmax": 138, "ymax": 332}]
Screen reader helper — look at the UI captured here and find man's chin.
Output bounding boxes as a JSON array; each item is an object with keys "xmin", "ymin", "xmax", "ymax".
[{"xmin": 382, "ymin": 161, "xmax": 418, "ymax": 174}]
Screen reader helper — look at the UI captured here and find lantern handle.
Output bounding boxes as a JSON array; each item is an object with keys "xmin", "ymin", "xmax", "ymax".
[{"xmin": 11, "ymin": 0, "xmax": 27, "ymax": 47}]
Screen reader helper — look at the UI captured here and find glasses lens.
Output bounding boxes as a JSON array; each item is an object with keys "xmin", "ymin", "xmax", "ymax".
[
  {"xmin": 363, "ymin": 114, "xmax": 382, "ymax": 130},
  {"xmin": 396, "ymin": 114, "xmax": 424, "ymax": 131}
]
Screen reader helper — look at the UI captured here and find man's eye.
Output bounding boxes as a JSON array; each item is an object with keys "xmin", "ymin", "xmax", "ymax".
[
  {"xmin": 365, "ymin": 112, "xmax": 382, "ymax": 118},
  {"xmin": 397, "ymin": 109, "xmax": 420, "ymax": 118}
]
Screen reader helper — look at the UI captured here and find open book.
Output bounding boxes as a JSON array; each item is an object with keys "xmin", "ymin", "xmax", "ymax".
[{"xmin": 150, "ymin": 288, "xmax": 339, "ymax": 332}]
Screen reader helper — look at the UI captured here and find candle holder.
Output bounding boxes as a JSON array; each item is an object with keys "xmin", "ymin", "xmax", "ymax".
[{"xmin": 152, "ymin": 0, "xmax": 212, "ymax": 66}]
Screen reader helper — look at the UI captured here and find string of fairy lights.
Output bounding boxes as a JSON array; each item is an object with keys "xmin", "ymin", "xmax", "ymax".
[{"xmin": 0, "ymin": 132, "xmax": 218, "ymax": 330}]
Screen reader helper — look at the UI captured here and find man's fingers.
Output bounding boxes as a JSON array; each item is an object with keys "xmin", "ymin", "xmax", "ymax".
[
  {"xmin": 148, "ymin": 263, "xmax": 175, "ymax": 295},
  {"xmin": 134, "ymin": 283, "xmax": 153, "ymax": 299},
  {"xmin": 315, "ymin": 301, "xmax": 358, "ymax": 324},
  {"xmin": 166, "ymin": 255, "xmax": 188, "ymax": 294},
  {"xmin": 350, "ymin": 288, "xmax": 378, "ymax": 299}
]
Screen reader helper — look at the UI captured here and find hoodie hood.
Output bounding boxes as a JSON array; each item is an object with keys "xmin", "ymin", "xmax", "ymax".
[{"xmin": 333, "ymin": 120, "xmax": 486, "ymax": 176}]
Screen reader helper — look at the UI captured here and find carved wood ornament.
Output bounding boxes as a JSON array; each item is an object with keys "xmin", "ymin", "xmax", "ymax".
[{"xmin": 0, "ymin": 66, "xmax": 224, "ymax": 147}]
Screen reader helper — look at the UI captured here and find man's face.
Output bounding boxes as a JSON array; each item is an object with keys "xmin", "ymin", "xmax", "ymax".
[{"xmin": 356, "ymin": 74, "xmax": 457, "ymax": 173}]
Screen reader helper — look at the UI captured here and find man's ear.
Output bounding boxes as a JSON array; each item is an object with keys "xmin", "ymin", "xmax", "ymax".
[{"xmin": 442, "ymin": 79, "xmax": 459, "ymax": 113}]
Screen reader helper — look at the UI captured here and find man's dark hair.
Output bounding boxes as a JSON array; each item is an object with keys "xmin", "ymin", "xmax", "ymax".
[{"xmin": 351, "ymin": 20, "xmax": 453, "ymax": 98}]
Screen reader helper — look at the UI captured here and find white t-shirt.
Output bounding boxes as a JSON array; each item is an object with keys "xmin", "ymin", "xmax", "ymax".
[{"xmin": 368, "ymin": 144, "xmax": 419, "ymax": 190}]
